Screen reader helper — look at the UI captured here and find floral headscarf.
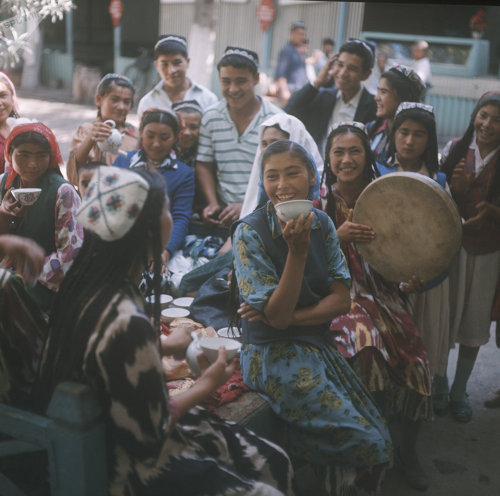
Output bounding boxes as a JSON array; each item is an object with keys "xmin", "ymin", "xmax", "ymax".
[{"xmin": 4, "ymin": 121, "xmax": 63, "ymax": 189}]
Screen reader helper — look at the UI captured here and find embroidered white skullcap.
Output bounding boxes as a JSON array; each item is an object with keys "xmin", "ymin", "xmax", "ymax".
[{"xmin": 76, "ymin": 166, "xmax": 150, "ymax": 242}]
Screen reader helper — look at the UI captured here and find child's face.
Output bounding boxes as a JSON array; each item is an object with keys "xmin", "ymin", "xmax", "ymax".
[
  {"xmin": 474, "ymin": 104, "xmax": 500, "ymax": 151},
  {"xmin": 95, "ymin": 85, "xmax": 133, "ymax": 124},
  {"xmin": 12, "ymin": 142, "xmax": 50, "ymax": 187},
  {"xmin": 263, "ymin": 151, "xmax": 314, "ymax": 206},
  {"xmin": 142, "ymin": 122, "xmax": 177, "ymax": 163},
  {"xmin": 155, "ymin": 53, "xmax": 189, "ymax": 91},
  {"xmin": 177, "ymin": 111, "xmax": 201, "ymax": 151},
  {"xmin": 394, "ymin": 119, "xmax": 428, "ymax": 165},
  {"xmin": 219, "ymin": 65, "xmax": 259, "ymax": 112},
  {"xmin": 329, "ymin": 132, "xmax": 366, "ymax": 184},
  {"xmin": 78, "ymin": 169, "xmax": 96, "ymax": 198}
]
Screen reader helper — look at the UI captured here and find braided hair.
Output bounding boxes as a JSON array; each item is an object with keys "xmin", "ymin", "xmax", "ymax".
[
  {"xmin": 322, "ymin": 124, "xmax": 378, "ymax": 222},
  {"xmin": 34, "ymin": 169, "xmax": 166, "ymax": 411}
]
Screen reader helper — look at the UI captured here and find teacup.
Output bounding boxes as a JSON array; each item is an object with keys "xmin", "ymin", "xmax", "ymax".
[
  {"xmin": 11, "ymin": 188, "xmax": 42, "ymax": 206},
  {"xmin": 274, "ymin": 199, "xmax": 313, "ymax": 223},
  {"xmin": 97, "ymin": 120, "xmax": 124, "ymax": 155}
]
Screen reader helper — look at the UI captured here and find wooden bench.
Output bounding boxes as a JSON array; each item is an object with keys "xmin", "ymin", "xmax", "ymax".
[{"xmin": 0, "ymin": 382, "xmax": 107, "ymax": 496}]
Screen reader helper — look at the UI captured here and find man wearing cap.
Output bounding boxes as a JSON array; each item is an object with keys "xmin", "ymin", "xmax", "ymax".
[
  {"xmin": 275, "ymin": 21, "xmax": 308, "ymax": 105},
  {"xmin": 196, "ymin": 46, "xmax": 282, "ymax": 229},
  {"xmin": 286, "ymin": 38, "xmax": 377, "ymax": 154},
  {"xmin": 411, "ymin": 40, "xmax": 431, "ymax": 86},
  {"xmin": 137, "ymin": 35, "xmax": 217, "ymax": 120}
]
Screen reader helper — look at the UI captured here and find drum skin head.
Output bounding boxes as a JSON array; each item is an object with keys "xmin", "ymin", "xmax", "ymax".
[{"xmin": 352, "ymin": 172, "xmax": 462, "ymax": 283}]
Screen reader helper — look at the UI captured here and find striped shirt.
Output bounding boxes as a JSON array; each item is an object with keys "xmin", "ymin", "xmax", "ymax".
[{"xmin": 197, "ymin": 96, "xmax": 282, "ymax": 204}]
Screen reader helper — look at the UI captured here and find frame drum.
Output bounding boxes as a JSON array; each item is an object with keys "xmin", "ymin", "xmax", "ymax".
[{"xmin": 352, "ymin": 172, "xmax": 462, "ymax": 283}]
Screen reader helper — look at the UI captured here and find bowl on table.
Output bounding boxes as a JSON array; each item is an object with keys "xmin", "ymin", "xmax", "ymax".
[
  {"xmin": 11, "ymin": 188, "xmax": 42, "ymax": 206},
  {"xmin": 146, "ymin": 294, "xmax": 173, "ymax": 310},
  {"xmin": 199, "ymin": 336, "xmax": 241, "ymax": 364},
  {"xmin": 161, "ymin": 307, "xmax": 190, "ymax": 325},
  {"xmin": 172, "ymin": 296, "xmax": 194, "ymax": 309},
  {"xmin": 274, "ymin": 199, "xmax": 313, "ymax": 223}
]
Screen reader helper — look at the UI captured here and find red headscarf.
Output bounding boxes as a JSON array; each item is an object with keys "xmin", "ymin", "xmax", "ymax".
[{"xmin": 4, "ymin": 122, "xmax": 63, "ymax": 189}]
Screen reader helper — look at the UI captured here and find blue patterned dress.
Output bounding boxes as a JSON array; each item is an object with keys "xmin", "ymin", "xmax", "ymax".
[{"xmin": 232, "ymin": 202, "xmax": 392, "ymax": 494}]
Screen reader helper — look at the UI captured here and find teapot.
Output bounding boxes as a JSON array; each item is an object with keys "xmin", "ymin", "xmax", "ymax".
[
  {"xmin": 185, "ymin": 331, "xmax": 203, "ymax": 377},
  {"xmin": 97, "ymin": 120, "xmax": 127, "ymax": 155}
]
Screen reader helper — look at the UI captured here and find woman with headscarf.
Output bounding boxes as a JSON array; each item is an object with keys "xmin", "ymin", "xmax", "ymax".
[
  {"xmin": 0, "ymin": 120, "xmax": 83, "ymax": 312},
  {"xmin": 437, "ymin": 91, "xmax": 500, "ymax": 423},
  {"xmin": 240, "ymin": 113, "xmax": 323, "ymax": 218},
  {"xmin": 0, "ymin": 72, "xmax": 20, "ymax": 174},
  {"xmin": 367, "ymin": 65, "xmax": 425, "ymax": 165},
  {"xmin": 232, "ymin": 140, "xmax": 391, "ymax": 495}
]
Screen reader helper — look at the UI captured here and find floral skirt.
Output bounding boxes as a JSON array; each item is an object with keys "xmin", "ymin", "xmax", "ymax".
[{"xmin": 240, "ymin": 340, "xmax": 392, "ymax": 493}]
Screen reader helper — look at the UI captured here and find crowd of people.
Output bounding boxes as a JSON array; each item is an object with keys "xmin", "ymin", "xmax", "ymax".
[{"xmin": 0, "ymin": 24, "xmax": 499, "ymax": 496}]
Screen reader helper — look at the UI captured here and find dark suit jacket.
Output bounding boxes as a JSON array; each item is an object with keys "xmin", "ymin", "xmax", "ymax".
[{"xmin": 285, "ymin": 83, "xmax": 377, "ymax": 147}]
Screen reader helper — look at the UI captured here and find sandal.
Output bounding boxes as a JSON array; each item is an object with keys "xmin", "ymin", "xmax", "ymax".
[
  {"xmin": 432, "ymin": 393, "xmax": 449, "ymax": 416},
  {"xmin": 449, "ymin": 395, "xmax": 472, "ymax": 423}
]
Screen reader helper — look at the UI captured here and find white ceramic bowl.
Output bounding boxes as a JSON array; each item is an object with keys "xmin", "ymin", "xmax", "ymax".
[
  {"xmin": 217, "ymin": 327, "xmax": 242, "ymax": 340},
  {"xmin": 11, "ymin": 188, "xmax": 42, "ymax": 206},
  {"xmin": 274, "ymin": 199, "xmax": 313, "ymax": 223},
  {"xmin": 199, "ymin": 336, "xmax": 241, "ymax": 363},
  {"xmin": 146, "ymin": 294, "xmax": 173, "ymax": 310},
  {"xmin": 172, "ymin": 297, "xmax": 194, "ymax": 309},
  {"xmin": 161, "ymin": 307, "xmax": 190, "ymax": 324}
]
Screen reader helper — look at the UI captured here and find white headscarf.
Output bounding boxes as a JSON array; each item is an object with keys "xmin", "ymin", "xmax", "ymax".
[{"xmin": 240, "ymin": 114, "xmax": 324, "ymax": 218}]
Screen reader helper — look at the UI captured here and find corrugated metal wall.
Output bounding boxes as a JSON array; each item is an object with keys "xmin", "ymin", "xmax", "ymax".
[{"xmin": 158, "ymin": 1, "xmax": 364, "ymax": 75}]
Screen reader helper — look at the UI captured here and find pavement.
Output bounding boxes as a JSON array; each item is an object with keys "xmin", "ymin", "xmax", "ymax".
[{"xmin": 16, "ymin": 86, "xmax": 500, "ymax": 496}]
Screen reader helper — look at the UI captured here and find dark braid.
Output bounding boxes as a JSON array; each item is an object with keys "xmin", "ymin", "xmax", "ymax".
[{"xmin": 34, "ymin": 169, "xmax": 166, "ymax": 411}]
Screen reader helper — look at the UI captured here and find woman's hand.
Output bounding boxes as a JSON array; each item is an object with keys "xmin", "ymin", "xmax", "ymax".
[
  {"xmin": 336, "ymin": 209, "xmax": 375, "ymax": 243},
  {"xmin": 238, "ymin": 301, "xmax": 271, "ymax": 324},
  {"xmin": 88, "ymin": 120, "xmax": 113, "ymax": 144},
  {"xmin": 0, "ymin": 235, "xmax": 45, "ymax": 285},
  {"xmin": 0, "ymin": 188, "xmax": 26, "ymax": 218},
  {"xmin": 450, "ymin": 159, "xmax": 473, "ymax": 194},
  {"xmin": 198, "ymin": 347, "xmax": 236, "ymax": 391},
  {"xmin": 281, "ymin": 211, "xmax": 314, "ymax": 256}
]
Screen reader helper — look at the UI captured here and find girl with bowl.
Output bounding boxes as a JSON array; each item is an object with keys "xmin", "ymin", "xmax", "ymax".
[
  {"xmin": 232, "ymin": 139, "xmax": 391, "ymax": 495},
  {"xmin": 0, "ymin": 120, "xmax": 83, "ymax": 312}
]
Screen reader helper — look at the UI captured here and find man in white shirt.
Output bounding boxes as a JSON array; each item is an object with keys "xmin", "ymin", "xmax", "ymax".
[
  {"xmin": 411, "ymin": 40, "xmax": 431, "ymax": 86},
  {"xmin": 286, "ymin": 38, "xmax": 377, "ymax": 154},
  {"xmin": 137, "ymin": 35, "xmax": 217, "ymax": 121}
]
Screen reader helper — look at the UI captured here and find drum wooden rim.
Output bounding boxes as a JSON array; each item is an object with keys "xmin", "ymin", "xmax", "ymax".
[{"xmin": 352, "ymin": 172, "xmax": 462, "ymax": 283}]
